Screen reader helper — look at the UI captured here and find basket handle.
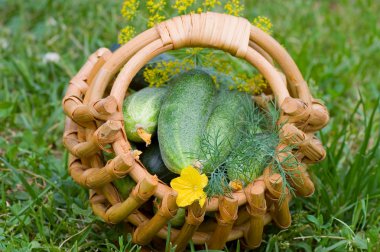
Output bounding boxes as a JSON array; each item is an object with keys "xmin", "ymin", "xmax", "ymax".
[
  {"xmin": 84, "ymin": 12, "xmax": 312, "ymax": 106},
  {"xmin": 156, "ymin": 13, "xmax": 251, "ymax": 58},
  {"xmin": 112, "ymin": 13, "xmax": 289, "ymax": 106}
]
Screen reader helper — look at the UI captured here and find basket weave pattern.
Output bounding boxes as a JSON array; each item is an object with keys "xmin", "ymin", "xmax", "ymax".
[{"xmin": 62, "ymin": 12, "xmax": 329, "ymax": 250}]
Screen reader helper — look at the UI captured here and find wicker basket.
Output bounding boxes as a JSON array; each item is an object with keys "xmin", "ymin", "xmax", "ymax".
[{"xmin": 62, "ymin": 12, "xmax": 329, "ymax": 250}]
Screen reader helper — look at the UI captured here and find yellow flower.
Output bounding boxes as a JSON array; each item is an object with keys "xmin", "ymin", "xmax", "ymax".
[
  {"xmin": 143, "ymin": 58, "xmax": 195, "ymax": 87},
  {"xmin": 252, "ymin": 16, "xmax": 273, "ymax": 35},
  {"xmin": 147, "ymin": 13, "xmax": 166, "ymax": 27},
  {"xmin": 121, "ymin": 0, "xmax": 140, "ymax": 21},
  {"xmin": 230, "ymin": 73, "xmax": 268, "ymax": 95},
  {"xmin": 146, "ymin": 0, "xmax": 165, "ymax": 14},
  {"xmin": 202, "ymin": 0, "xmax": 221, "ymax": 11},
  {"xmin": 146, "ymin": 0, "xmax": 167, "ymax": 27},
  {"xmin": 224, "ymin": 0, "xmax": 244, "ymax": 16},
  {"xmin": 172, "ymin": 0, "xmax": 195, "ymax": 14},
  {"xmin": 185, "ymin": 47, "xmax": 204, "ymax": 56},
  {"xmin": 170, "ymin": 166, "xmax": 208, "ymax": 207},
  {"xmin": 118, "ymin": 26, "xmax": 136, "ymax": 44}
]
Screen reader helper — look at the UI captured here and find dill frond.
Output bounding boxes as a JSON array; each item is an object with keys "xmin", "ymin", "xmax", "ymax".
[
  {"xmin": 198, "ymin": 126, "xmax": 233, "ymax": 198},
  {"xmin": 226, "ymin": 132, "xmax": 278, "ymax": 185},
  {"xmin": 225, "ymin": 99, "xmax": 285, "ymax": 189},
  {"xmin": 265, "ymin": 102, "xmax": 304, "ymax": 202},
  {"xmin": 270, "ymin": 144, "xmax": 303, "ymax": 203}
]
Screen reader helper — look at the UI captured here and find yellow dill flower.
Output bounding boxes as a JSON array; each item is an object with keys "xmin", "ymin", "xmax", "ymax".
[
  {"xmin": 146, "ymin": 0, "xmax": 165, "ymax": 14},
  {"xmin": 143, "ymin": 59, "xmax": 195, "ymax": 87},
  {"xmin": 172, "ymin": 0, "xmax": 195, "ymax": 14},
  {"xmin": 118, "ymin": 26, "xmax": 136, "ymax": 44},
  {"xmin": 203, "ymin": 51, "xmax": 233, "ymax": 75},
  {"xmin": 231, "ymin": 73, "xmax": 267, "ymax": 95},
  {"xmin": 224, "ymin": 0, "xmax": 244, "ymax": 16},
  {"xmin": 185, "ymin": 47, "xmax": 204, "ymax": 56},
  {"xmin": 163, "ymin": 58, "xmax": 195, "ymax": 76},
  {"xmin": 252, "ymin": 16, "xmax": 273, "ymax": 34},
  {"xmin": 147, "ymin": 13, "xmax": 166, "ymax": 27},
  {"xmin": 203, "ymin": 0, "xmax": 221, "ymax": 11},
  {"xmin": 121, "ymin": 0, "xmax": 140, "ymax": 21},
  {"xmin": 170, "ymin": 166, "xmax": 208, "ymax": 207},
  {"xmin": 250, "ymin": 73, "xmax": 268, "ymax": 94},
  {"xmin": 146, "ymin": 0, "xmax": 166, "ymax": 27},
  {"xmin": 143, "ymin": 61, "xmax": 169, "ymax": 88}
]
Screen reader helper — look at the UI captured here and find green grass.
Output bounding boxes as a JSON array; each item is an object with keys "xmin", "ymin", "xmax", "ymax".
[{"xmin": 1, "ymin": 0, "xmax": 379, "ymax": 251}]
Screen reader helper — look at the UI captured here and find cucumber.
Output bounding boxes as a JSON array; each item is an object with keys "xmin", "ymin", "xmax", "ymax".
[
  {"xmin": 169, "ymin": 208, "xmax": 186, "ymax": 227},
  {"xmin": 158, "ymin": 70, "xmax": 216, "ymax": 174},
  {"xmin": 153, "ymin": 199, "xmax": 186, "ymax": 227},
  {"xmin": 158, "ymin": 69, "xmax": 264, "ymax": 178},
  {"xmin": 123, "ymin": 87, "xmax": 168, "ymax": 145},
  {"xmin": 113, "ymin": 176, "xmax": 136, "ymax": 200},
  {"xmin": 158, "ymin": 70, "xmax": 254, "ymax": 174},
  {"xmin": 203, "ymin": 90, "xmax": 250, "ymax": 163},
  {"xmin": 140, "ymin": 139, "xmax": 177, "ymax": 184}
]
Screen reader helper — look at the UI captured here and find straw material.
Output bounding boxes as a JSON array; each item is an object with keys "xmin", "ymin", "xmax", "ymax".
[
  {"xmin": 207, "ymin": 197, "xmax": 239, "ymax": 249},
  {"xmin": 244, "ymin": 180, "xmax": 267, "ymax": 248},
  {"xmin": 173, "ymin": 202, "xmax": 205, "ymax": 252},
  {"xmin": 62, "ymin": 12, "xmax": 329, "ymax": 250}
]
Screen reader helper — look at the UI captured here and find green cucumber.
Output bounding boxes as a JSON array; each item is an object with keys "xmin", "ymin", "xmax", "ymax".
[
  {"xmin": 158, "ymin": 70, "xmax": 254, "ymax": 174},
  {"xmin": 203, "ymin": 90, "xmax": 250, "ymax": 163},
  {"xmin": 169, "ymin": 208, "xmax": 186, "ymax": 227},
  {"xmin": 158, "ymin": 70, "xmax": 216, "ymax": 174},
  {"xmin": 140, "ymin": 139, "xmax": 177, "ymax": 184},
  {"xmin": 123, "ymin": 87, "xmax": 168, "ymax": 145},
  {"xmin": 113, "ymin": 176, "xmax": 136, "ymax": 200},
  {"xmin": 153, "ymin": 199, "xmax": 186, "ymax": 227}
]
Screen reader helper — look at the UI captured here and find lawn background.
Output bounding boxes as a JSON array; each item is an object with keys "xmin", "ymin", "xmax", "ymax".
[{"xmin": 0, "ymin": 0, "xmax": 379, "ymax": 251}]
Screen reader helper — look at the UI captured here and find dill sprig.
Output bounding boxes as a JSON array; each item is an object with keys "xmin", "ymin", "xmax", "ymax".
[
  {"xmin": 227, "ymin": 99, "xmax": 303, "ymax": 203},
  {"xmin": 226, "ymin": 132, "xmax": 278, "ymax": 185},
  {"xmin": 226, "ymin": 108, "xmax": 278, "ymax": 185},
  {"xmin": 198, "ymin": 124, "xmax": 234, "ymax": 198},
  {"xmin": 263, "ymin": 102, "xmax": 304, "ymax": 202},
  {"xmin": 269, "ymin": 143, "xmax": 303, "ymax": 204}
]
